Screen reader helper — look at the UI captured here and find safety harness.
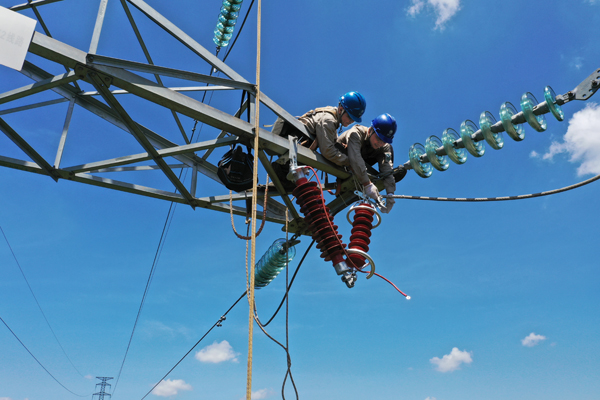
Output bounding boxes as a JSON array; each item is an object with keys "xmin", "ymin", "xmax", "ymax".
[{"xmin": 277, "ymin": 106, "xmax": 340, "ymax": 147}]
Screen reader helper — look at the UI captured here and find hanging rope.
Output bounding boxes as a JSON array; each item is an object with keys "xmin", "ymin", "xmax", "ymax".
[
  {"xmin": 246, "ymin": 0, "xmax": 262, "ymax": 398},
  {"xmin": 245, "ymin": 223, "xmax": 251, "ymax": 292},
  {"xmin": 229, "ymin": 174, "xmax": 270, "ymax": 240},
  {"xmin": 250, "ymin": 210, "xmax": 299, "ymax": 399},
  {"xmin": 383, "ymin": 172, "xmax": 600, "ymax": 202}
]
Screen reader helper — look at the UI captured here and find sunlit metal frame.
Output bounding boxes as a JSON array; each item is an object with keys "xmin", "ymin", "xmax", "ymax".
[{"xmin": 1, "ymin": 0, "xmax": 363, "ymax": 231}]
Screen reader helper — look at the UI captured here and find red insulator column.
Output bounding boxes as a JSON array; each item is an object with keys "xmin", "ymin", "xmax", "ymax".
[
  {"xmin": 348, "ymin": 202, "xmax": 375, "ymax": 269},
  {"xmin": 292, "ymin": 177, "xmax": 355, "ymax": 287}
]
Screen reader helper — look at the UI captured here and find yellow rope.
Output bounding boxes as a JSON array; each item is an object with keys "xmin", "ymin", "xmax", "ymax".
[
  {"xmin": 229, "ymin": 174, "xmax": 270, "ymax": 240},
  {"xmin": 246, "ymin": 0, "xmax": 261, "ymax": 397}
]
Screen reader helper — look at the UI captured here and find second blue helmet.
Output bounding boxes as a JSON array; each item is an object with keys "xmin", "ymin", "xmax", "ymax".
[
  {"xmin": 339, "ymin": 91, "xmax": 366, "ymax": 123},
  {"xmin": 372, "ymin": 113, "xmax": 397, "ymax": 144}
]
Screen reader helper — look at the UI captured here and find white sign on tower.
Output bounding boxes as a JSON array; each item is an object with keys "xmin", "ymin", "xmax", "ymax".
[{"xmin": 0, "ymin": 6, "xmax": 37, "ymax": 71}]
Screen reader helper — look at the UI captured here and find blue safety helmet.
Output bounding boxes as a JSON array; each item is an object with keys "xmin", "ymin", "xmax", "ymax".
[
  {"xmin": 339, "ymin": 91, "xmax": 366, "ymax": 123},
  {"xmin": 372, "ymin": 113, "xmax": 397, "ymax": 144}
]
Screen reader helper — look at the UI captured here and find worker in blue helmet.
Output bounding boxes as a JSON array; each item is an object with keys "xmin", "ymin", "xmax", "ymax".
[
  {"xmin": 271, "ymin": 91, "xmax": 366, "ymax": 167},
  {"xmin": 336, "ymin": 113, "xmax": 405, "ymax": 213}
]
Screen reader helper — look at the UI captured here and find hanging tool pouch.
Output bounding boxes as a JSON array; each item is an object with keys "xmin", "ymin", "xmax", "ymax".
[{"xmin": 217, "ymin": 145, "xmax": 255, "ymax": 192}]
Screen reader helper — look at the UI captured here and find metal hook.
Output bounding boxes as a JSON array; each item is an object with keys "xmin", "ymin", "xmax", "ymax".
[{"xmin": 346, "ymin": 248, "xmax": 376, "ymax": 279}]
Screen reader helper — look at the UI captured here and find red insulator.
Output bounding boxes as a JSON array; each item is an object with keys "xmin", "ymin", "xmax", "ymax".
[
  {"xmin": 292, "ymin": 177, "xmax": 346, "ymax": 265},
  {"xmin": 348, "ymin": 202, "xmax": 375, "ymax": 269}
]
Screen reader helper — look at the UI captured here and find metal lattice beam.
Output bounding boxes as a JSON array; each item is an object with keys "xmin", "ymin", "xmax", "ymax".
[{"xmin": 0, "ymin": 0, "xmax": 364, "ymax": 231}]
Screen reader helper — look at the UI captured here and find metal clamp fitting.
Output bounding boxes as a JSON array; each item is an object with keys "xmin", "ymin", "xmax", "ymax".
[{"xmin": 346, "ymin": 248, "xmax": 376, "ymax": 279}]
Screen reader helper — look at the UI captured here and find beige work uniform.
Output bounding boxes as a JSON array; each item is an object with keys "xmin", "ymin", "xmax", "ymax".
[
  {"xmin": 337, "ymin": 125, "xmax": 396, "ymax": 194},
  {"xmin": 271, "ymin": 107, "xmax": 349, "ymax": 167}
]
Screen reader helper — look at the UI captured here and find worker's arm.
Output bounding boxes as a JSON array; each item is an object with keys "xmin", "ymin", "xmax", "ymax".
[
  {"xmin": 377, "ymin": 148, "xmax": 396, "ymax": 194},
  {"xmin": 314, "ymin": 114, "xmax": 349, "ymax": 167},
  {"xmin": 346, "ymin": 130, "xmax": 370, "ymax": 185}
]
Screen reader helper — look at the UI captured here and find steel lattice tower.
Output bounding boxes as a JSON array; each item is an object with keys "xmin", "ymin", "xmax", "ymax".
[{"xmin": 92, "ymin": 377, "xmax": 113, "ymax": 400}]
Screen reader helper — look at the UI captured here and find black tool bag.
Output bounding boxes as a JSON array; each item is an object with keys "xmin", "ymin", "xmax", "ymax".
[{"xmin": 217, "ymin": 145, "xmax": 255, "ymax": 192}]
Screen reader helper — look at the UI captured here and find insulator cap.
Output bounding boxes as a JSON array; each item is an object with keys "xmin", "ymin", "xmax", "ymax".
[
  {"xmin": 479, "ymin": 111, "xmax": 504, "ymax": 150},
  {"xmin": 442, "ymin": 128, "xmax": 467, "ymax": 165},
  {"xmin": 544, "ymin": 86, "xmax": 564, "ymax": 121},
  {"xmin": 425, "ymin": 135, "xmax": 449, "ymax": 171},
  {"xmin": 409, "ymin": 143, "xmax": 433, "ymax": 178},
  {"xmin": 500, "ymin": 102, "xmax": 525, "ymax": 141},
  {"xmin": 521, "ymin": 92, "xmax": 547, "ymax": 132},
  {"xmin": 460, "ymin": 119, "xmax": 485, "ymax": 157}
]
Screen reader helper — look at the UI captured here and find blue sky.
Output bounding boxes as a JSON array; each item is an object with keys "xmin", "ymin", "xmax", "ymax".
[{"xmin": 1, "ymin": 0, "xmax": 599, "ymax": 399}]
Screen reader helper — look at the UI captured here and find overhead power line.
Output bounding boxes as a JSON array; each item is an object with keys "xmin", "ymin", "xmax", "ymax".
[
  {"xmin": 0, "ymin": 314, "xmax": 88, "ymax": 397},
  {"xmin": 112, "ymin": 200, "xmax": 176, "ymax": 396},
  {"xmin": 0, "ymin": 224, "xmax": 86, "ymax": 378},
  {"xmin": 384, "ymin": 172, "xmax": 600, "ymax": 202},
  {"xmin": 112, "ymin": 3, "xmax": 224, "ymax": 394},
  {"xmin": 140, "ymin": 291, "xmax": 247, "ymax": 400}
]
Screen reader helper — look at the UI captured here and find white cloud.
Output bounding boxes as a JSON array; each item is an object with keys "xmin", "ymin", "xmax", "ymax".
[
  {"xmin": 542, "ymin": 140, "xmax": 567, "ymax": 161},
  {"xmin": 570, "ymin": 56, "xmax": 584, "ymax": 70},
  {"xmin": 530, "ymin": 150, "xmax": 540, "ymax": 158},
  {"xmin": 425, "ymin": 397, "xmax": 437, "ymax": 400},
  {"xmin": 541, "ymin": 103, "xmax": 600, "ymax": 176},
  {"xmin": 430, "ymin": 347, "xmax": 473, "ymax": 372},
  {"xmin": 407, "ymin": 0, "xmax": 426, "ymax": 16},
  {"xmin": 143, "ymin": 320, "xmax": 191, "ymax": 339},
  {"xmin": 1, "ymin": 397, "xmax": 13, "ymax": 400},
  {"xmin": 407, "ymin": 0, "xmax": 461, "ymax": 30},
  {"xmin": 146, "ymin": 320, "xmax": 176, "ymax": 334},
  {"xmin": 195, "ymin": 340, "xmax": 240, "ymax": 363},
  {"xmin": 151, "ymin": 379, "xmax": 192, "ymax": 397},
  {"xmin": 430, "ymin": 0, "xmax": 461, "ymax": 29},
  {"xmin": 522, "ymin": 332, "xmax": 547, "ymax": 347},
  {"xmin": 252, "ymin": 388, "xmax": 274, "ymax": 399},
  {"xmin": 85, "ymin": 374, "xmax": 94, "ymax": 380}
]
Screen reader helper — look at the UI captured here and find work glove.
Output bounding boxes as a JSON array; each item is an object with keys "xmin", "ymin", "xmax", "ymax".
[
  {"xmin": 364, "ymin": 182, "xmax": 381, "ymax": 202},
  {"xmin": 381, "ymin": 195, "xmax": 395, "ymax": 214}
]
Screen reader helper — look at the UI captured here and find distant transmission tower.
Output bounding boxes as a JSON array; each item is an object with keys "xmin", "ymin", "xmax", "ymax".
[{"xmin": 92, "ymin": 377, "xmax": 113, "ymax": 400}]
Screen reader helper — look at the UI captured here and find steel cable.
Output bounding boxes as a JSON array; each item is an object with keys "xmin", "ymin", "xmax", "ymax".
[
  {"xmin": 0, "ymin": 315, "xmax": 88, "ymax": 397},
  {"xmin": 139, "ymin": 292, "xmax": 247, "ymax": 400},
  {"xmin": 257, "ymin": 240, "xmax": 314, "ymax": 327},
  {"xmin": 222, "ymin": 0, "xmax": 255, "ymax": 63},
  {"xmin": 252, "ymin": 308, "xmax": 299, "ymax": 400},
  {"xmin": 112, "ymin": 12, "xmax": 221, "ymax": 392},
  {"xmin": 0, "ymin": 225, "xmax": 86, "ymax": 378},
  {"xmin": 383, "ymin": 172, "xmax": 600, "ymax": 202}
]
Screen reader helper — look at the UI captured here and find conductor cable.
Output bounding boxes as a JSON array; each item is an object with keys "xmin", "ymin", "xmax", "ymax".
[
  {"xmin": 257, "ymin": 240, "xmax": 315, "ymax": 327},
  {"xmin": 383, "ymin": 172, "xmax": 600, "ymax": 202},
  {"xmin": 0, "ymin": 315, "xmax": 89, "ymax": 397},
  {"xmin": 1, "ymin": 224, "xmax": 86, "ymax": 378},
  {"xmin": 140, "ymin": 291, "xmax": 247, "ymax": 400},
  {"xmin": 253, "ymin": 210, "xmax": 298, "ymax": 400}
]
